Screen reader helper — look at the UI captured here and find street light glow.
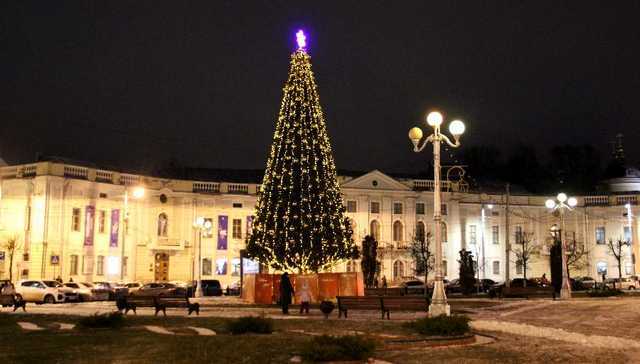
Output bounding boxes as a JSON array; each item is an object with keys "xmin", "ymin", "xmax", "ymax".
[
  {"xmin": 449, "ymin": 120, "xmax": 465, "ymax": 136},
  {"xmin": 132, "ymin": 186, "xmax": 145, "ymax": 199},
  {"xmin": 486, "ymin": 204, "xmax": 494, "ymax": 209},
  {"xmin": 408, "ymin": 127, "xmax": 423, "ymax": 142},
  {"xmin": 567, "ymin": 197, "xmax": 578, "ymax": 207},
  {"xmin": 195, "ymin": 216, "xmax": 205, "ymax": 227},
  {"xmin": 557, "ymin": 193, "xmax": 568, "ymax": 203},
  {"xmin": 426, "ymin": 111, "xmax": 443, "ymax": 127},
  {"xmin": 545, "ymin": 199, "xmax": 556, "ymax": 209}
]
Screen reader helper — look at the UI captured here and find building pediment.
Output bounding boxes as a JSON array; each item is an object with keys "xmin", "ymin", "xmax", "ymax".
[{"xmin": 341, "ymin": 170, "xmax": 411, "ymax": 191}]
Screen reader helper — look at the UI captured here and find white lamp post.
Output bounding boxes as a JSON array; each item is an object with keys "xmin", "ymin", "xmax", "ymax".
[
  {"xmin": 545, "ymin": 193, "xmax": 577, "ymax": 300},
  {"xmin": 409, "ymin": 111, "xmax": 465, "ymax": 317},
  {"xmin": 194, "ymin": 217, "xmax": 212, "ymax": 298},
  {"xmin": 121, "ymin": 186, "xmax": 145, "ymax": 280}
]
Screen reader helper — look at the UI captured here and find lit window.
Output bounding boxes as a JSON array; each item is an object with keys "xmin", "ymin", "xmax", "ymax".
[
  {"xmin": 202, "ymin": 258, "xmax": 212, "ymax": 276},
  {"xmin": 96, "ymin": 256, "xmax": 104, "ymax": 275},
  {"xmin": 596, "ymin": 261, "xmax": 607, "ymax": 275},
  {"xmin": 216, "ymin": 258, "xmax": 227, "ymax": 275},
  {"xmin": 203, "ymin": 218, "xmax": 213, "ymax": 238},
  {"xmin": 493, "ymin": 261, "xmax": 500, "ymax": 275},
  {"xmin": 232, "ymin": 219, "xmax": 242, "ymax": 239},
  {"xmin": 596, "ymin": 227, "xmax": 606, "ymax": 245},
  {"xmin": 624, "ymin": 226, "xmax": 632, "ymax": 243},
  {"xmin": 393, "ymin": 260, "xmax": 405, "ymax": 280},
  {"xmin": 492, "ymin": 225, "xmax": 499, "ymax": 245},
  {"xmin": 469, "ymin": 225, "xmax": 477, "ymax": 245},
  {"xmin": 370, "ymin": 202, "xmax": 380, "ymax": 214},
  {"xmin": 393, "ymin": 202, "xmax": 403, "ymax": 214},
  {"xmin": 231, "ymin": 258, "xmax": 241, "ymax": 276}
]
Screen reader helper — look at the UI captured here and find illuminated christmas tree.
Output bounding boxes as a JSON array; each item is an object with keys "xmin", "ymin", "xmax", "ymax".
[{"xmin": 246, "ymin": 30, "xmax": 357, "ymax": 273}]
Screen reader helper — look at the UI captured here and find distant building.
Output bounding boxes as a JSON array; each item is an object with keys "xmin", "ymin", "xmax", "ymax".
[{"xmin": 0, "ymin": 160, "xmax": 638, "ymax": 288}]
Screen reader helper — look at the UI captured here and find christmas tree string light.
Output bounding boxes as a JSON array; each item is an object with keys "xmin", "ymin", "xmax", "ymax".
[{"xmin": 246, "ymin": 30, "xmax": 357, "ymax": 273}]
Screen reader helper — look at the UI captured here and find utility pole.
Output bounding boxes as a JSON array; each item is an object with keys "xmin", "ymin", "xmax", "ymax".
[{"xmin": 505, "ymin": 183, "xmax": 510, "ymax": 287}]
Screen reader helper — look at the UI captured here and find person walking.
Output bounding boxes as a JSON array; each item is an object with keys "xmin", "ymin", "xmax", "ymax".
[
  {"xmin": 381, "ymin": 275, "xmax": 388, "ymax": 289},
  {"xmin": 298, "ymin": 281, "xmax": 313, "ymax": 314},
  {"xmin": 280, "ymin": 272, "xmax": 294, "ymax": 314}
]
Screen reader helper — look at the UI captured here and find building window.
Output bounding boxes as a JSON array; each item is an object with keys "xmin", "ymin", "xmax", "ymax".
[
  {"xmin": 624, "ymin": 226, "xmax": 632, "ymax": 243},
  {"xmin": 493, "ymin": 261, "xmax": 500, "ymax": 275},
  {"xmin": 469, "ymin": 225, "xmax": 477, "ymax": 245},
  {"xmin": 232, "ymin": 219, "xmax": 242, "ymax": 239},
  {"xmin": 83, "ymin": 256, "xmax": 93, "ymax": 275},
  {"xmin": 203, "ymin": 218, "xmax": 214, "ymax": 238},
  {"xmin": 96, "ymin": 256, "xmax": 104, "ymax": 275},
  {"xmin": 72, "ymin": 208, "xmax": 81, "ymax": 232},
  {"xmin": 596, "ymin": 261, "xmax": 607, "ymax": 275},
  {"xmin": 157, "ymin": 213, "xmax": 168, "ymax": 237},
  {"xmin": 202, "ymin": 258, "xmax": 212, "ymax": 276},
  {"xmin": 515, "ymin": 226, "xmax": 523, "ymax": 243},
  {"xmin": 393, "ymin": 202, "xmax": 403, "ymax": 214},
  {"xmin": 416, "ymin": 203, "xmax": 425, "ymax": 215},
  {"xmin": 441, "ymin": 222, "xmax": 448, "ymax": 243},
  {"xmin": 442, "ymin": 260, "xmax": 447, "ymax": 276},
  {"xmin": 441, "ymin": 204, "xmax": 448, "ymax": 216},
  {"xmin": 516, "ymin": 260, "xmax": 523, "ymax": 275},
  {"xmin": 492, "ymin": 225, "xmax": 499, "ymax": 245},
  {"xmin": 370, "ymin": 202, "xmax": 380, "ymax": 214},
  {"xmin": 346, "ymin": 200, "xmax": 357, "ymax": 213},
  {"xmin": 231, "ymin": 258, "xmax": 241, "ymax": 276},
  {"xmin": 346, "ymin": 260, "xmax": 357, "ymax": 272},
  {"xmin": 393, "ymin": 221, "xmax": 403, "ymax": 242},
  {"xmin": 122, "ymin": 257, "xmax": 128, "ymax": 277},
  {"xmin": 70, "ymin": 255, "xmax": 78, "ymax": 275},
  {"xmin": 596, "ymin": 227, "xmax": 606, "ymax": 245},
  {"xmin": 232, "ymin": 202, "xmax": 243, "ymax": 208},
  {"xmin": 370, "ymin": 220, "xmax": 380, "ymax": 241},
  {"xmin": 216, "ymin": 258, "xmax": 227, "ymax": 275},
  {"xmin": 98, "ymin": 210, "xmax": 106, "ymax": 233},
  {"xmin": 415, "ymin": 221, "xmax": 426, "ymax": 242},
  {"xmin": 393, "ymin": 260, "xmax": 405, "ymax": 280}
]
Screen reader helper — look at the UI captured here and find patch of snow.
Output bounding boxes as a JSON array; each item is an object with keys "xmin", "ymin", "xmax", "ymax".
[
  {"xmin": 144, "ymin": 325, "xmax": 175, "ymax": 335},
  {"xmin": 17, "ymin": 322, "xmax": 44, "ymax": 331},
  {"xmin": 187, "ymin": 326, "xmax": 216, "ymax": 336},
  {"xmin": 55, "ymin": 323, "xmax": 75, "ymax": 330}
]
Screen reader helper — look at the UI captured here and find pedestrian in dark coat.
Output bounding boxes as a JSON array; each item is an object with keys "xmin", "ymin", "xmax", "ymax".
[{"xmin": 280, "ymin": 272, "xmax": 294, "ymax": 314}]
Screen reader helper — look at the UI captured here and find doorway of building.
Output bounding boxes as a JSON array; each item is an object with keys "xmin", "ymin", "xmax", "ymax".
[{"xmin": 155, "ymin": 253, "xmax": 169, "ymax": 281}]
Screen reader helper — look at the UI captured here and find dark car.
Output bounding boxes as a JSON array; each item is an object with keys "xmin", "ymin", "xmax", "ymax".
[
  {"xmin": 132, "ymin": 283, "xmax": 186, "ymax": 297},
  {"xmin": 447, "ymin": 278, "xmax": 495, "ymax": 294},
  {"xmin": 488, "ymin": 278, "xmax": 539, "ymax": 298},
  {"xmin": 400, "ymin": 280, "xmax": 426, "ymax": 295},
  {"xmin": 201, "ymin": 280, "xmax": 223, "ymax": 296}
]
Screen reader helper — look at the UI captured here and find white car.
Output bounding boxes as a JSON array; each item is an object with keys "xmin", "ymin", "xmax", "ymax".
[
  {"xmin": 605, "ymin": 277, "xmax": 637, "ymax": 290},
  {"xmin": 63, "ymin": 282, "xmax": 109, "ymax": 301},
  {"xmin": 16, "ymin": 280, "xmax": 67, "ymax": 304}
]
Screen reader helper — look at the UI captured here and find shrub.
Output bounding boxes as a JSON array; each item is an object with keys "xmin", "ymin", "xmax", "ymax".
[
  {"xmin": 405, "ymin": 315, "xmax": 471, "ymax": 336},
  {"xmin": 301, "ymin": 335, "xmax": 375, "ymax": 362},
  {"xmin": 226, "ymin": 316, "xmax": 274, "ymax": 334},
  {"xmin": 77, "ymin": 311, "xmax": 125, "ymax": 329},
  {"xmin": 587, "ymin": 289, "xmax": 623, "ymax": 297}
]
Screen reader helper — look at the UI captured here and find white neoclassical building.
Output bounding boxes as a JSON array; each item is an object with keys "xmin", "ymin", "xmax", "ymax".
[{"xmin": 0, "ymin": 161, "xmax": 638, "ymax": 289}]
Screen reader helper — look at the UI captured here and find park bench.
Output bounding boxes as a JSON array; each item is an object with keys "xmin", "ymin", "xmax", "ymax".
[
  {"xmin": 120, "ymin": 295, "xmax": 156, "ymax": 315},
  {"xmin": 337, "ymin": 295, "xmax": 429, "ymax": 319},
  {"xmin": 155, "ymin": 296, "xmax": 199, "ymax": 316},
  {"xmin": 501, "ymin": 286, "xmax": 555, "ymax": 299},
  {"xmin": 364, "ymin": 287, "xmax": 405, "ymax": 296},
  {"xmin": 0, "ymin": 294, "xmax": 26, "ymax": 312}
]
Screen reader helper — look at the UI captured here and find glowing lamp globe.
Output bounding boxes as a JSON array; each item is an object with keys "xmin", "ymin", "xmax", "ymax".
[
  {"xmin": 486, "ymin": 204, "xmax": 494, "ymax": 209},
  {"xmin": 567, "ymin": 197, "xmax": 578, "ymax": 207},
  {"xmin": 408, "ymin": 127, "xmax": 423, "ymax": 143},
  {"xmin": 545, "ymin": 199, "xmax": 556, "ymax": 209},
  {"xmin": 426, "ymin": 111, "xmax": 443, "ymax": 127},
  {"xmin": 449, "ymin": 120, "xmax": 465, "ymax": 136},
  {"xmin": 196, "ymin": 216, "xmax": 205, "ymax": 227},
  {"xmin": 132, "ymin": 186, "xmax": 145, "ymax": 199},
  {"xmin": 204, "ymin": 219, "xmax": 213, "ymax": 230},
  {"xmin": 557, "ymin": 193, "xmax": 568, "ymax": 203}
]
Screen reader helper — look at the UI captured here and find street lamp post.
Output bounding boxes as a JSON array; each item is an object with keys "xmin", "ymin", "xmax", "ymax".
[
  {"xmin": 545, "ymin": 193, "xmax": 577, "ymax": 300},
  {"xmin": 121, "ymin": 186, "xmax": 145, "ymax": 281},
  {"xmin": 193, "ymin": 217, "xmax": 212, "ymax": 298},
  {"xmin": 409, "ymin": 111, "xmax": 465, "ymax": 317}
]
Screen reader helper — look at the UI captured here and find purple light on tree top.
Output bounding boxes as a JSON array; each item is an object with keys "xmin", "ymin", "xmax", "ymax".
[{"xmin": 296, "ymin": 30, "xmax": 306, "ymax": 49}]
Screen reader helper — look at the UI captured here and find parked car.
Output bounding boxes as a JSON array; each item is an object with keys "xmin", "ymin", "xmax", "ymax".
[
  {"xmin": 93, "ymin": 282, "xmax": 118, "ymax": 300},
  {"xmin": 446, "ymin": 278, "xmax": 496, "ymax": 294},
  {"xmin": 15, "ymin": 280, "xmax": 66, "ymax": 304},
  {"xmin": 201, "ymin": 280, "xmax": 223, "ymax": 296},
  {"xmin": 63, "ymin": 282, "xmax": 109, "ymax": 301},
  {"xmin": 169, "ymin": 281, "xmax": 196, "ymax": 297},
  {"xmin": 132, "ymin": 283, "xmax": 185, "ymax": 297},
  {"xmin": 426, "ymin": 279, "xmax": 450, "ymax": 289},
  {"xmin": 571, "ymin": 276, "xmax": 596, "ymax": 291},
  {"xmin": 605, "ymin": 277, "xmax": 637, "ymax": 290},
  {"xmin": 225, "ymin": 280, "xmax": 241, "ymax": 296},
  {"xmin": 400, "ymin": 280, "xmax": 426, "ymax": 295},
  {"xmin": 488, "ymin": 278, "xmax": 540, "ymax": 298}
]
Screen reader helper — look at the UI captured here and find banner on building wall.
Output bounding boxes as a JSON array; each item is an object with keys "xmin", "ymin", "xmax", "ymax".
[
  {"xmin": 110, "ymin": 209, "xmax": 120, "ymax": 247},
  {"xmin": 246, "ymin": 216, "xmax": 254, "ymax": 238},
  {"xmin": 217, "ymin": 215, "xmax": 228, "ymax": 250},
  {"xmin": 84, "ymin": 206, "xmax": 95, "ymax": 246}
]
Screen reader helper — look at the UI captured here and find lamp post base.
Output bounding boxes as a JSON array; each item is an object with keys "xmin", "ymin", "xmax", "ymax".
[
  {"xmin": 429, "ymin": 302, "xmax": 451, "ymax": 317},
  {"xmin": 429, "ymin": 280, "xmax": 450, "ymax": 317}
]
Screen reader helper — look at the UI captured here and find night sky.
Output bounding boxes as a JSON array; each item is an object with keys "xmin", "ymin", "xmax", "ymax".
[{"xmin": 2, "ymin": 2, "xmax": 640, "ymax": 175}]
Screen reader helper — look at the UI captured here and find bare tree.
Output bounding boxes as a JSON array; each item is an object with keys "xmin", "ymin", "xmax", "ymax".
[
  {"xmin": 512, "ymin": 232, "xmax": 538, "ymax": 286},
  {"xmin": 607, "ymin": 238, "xmax": 631, "ymax": 283},
  {"xmin": 1, "ymin": 236, "xmax": 21, "ymax": 283},
  {"xmin": 410, "ymin": 231, "xmax": 433, "ymax": 297},
  {"xmin": 565, "ymin": 238, "xmax": 588, "ymax": 279}
]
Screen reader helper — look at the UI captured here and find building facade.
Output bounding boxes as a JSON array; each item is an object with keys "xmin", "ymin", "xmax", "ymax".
[{"xmin": 0, "ymin": 161, "xmax": 638, "ymax": 289}]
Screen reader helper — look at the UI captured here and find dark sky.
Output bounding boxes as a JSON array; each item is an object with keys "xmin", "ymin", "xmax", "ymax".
[{"xmin": 2, "ymin": 2, "xmax": 640, "ymax": 175}]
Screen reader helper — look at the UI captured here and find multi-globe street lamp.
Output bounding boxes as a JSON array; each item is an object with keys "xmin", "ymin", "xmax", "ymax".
[
  {"xmin": 193, "ymin": 216, "xmax": 212, "ymax": 298},
  {"xmin": 409, "ymin": 111, "xmax": 465, "ymax": 316},
  {"xmin": 545, "ymin": 193, "xmax": 577, "ymax": 300}
]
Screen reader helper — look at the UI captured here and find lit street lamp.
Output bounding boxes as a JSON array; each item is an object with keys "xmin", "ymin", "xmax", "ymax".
[
  {"xmin": 409, "ymin": 110, "xmax": 465, "ymax": 317},
  {"xmin": 545, "ymin": 193, "xmax": 577, "ymax": 300},
  {"xmin": 194, "ymin": 217, "xmax": 212, "ymax": 298},
  {"xmin": 121, "ymin": 186, "xmax": 145, "ymax": 280}
]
